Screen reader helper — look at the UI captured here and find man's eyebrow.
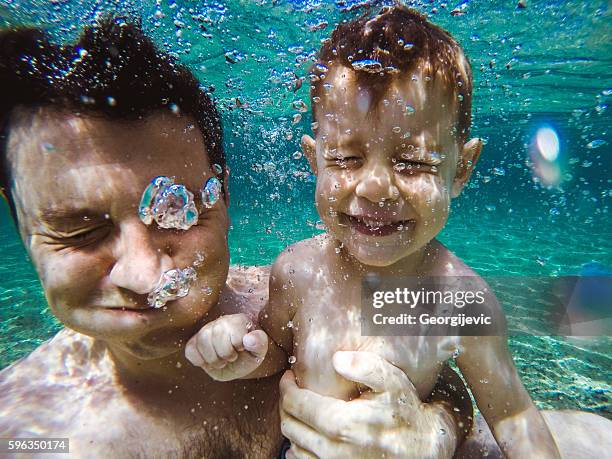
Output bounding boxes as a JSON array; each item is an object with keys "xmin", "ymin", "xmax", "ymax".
[{"xmin": 39, "ymin": 208, "xmax": 104, "ymax": 226}]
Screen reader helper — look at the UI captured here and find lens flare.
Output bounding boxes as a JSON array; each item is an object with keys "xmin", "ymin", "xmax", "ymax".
[
  {"xmin": 536, "ymin": 127, "xmax": 560, "ymax": 161},
  {"xmin": 529, "ymin": 125, "xmax": 563, "ymax": 187}
]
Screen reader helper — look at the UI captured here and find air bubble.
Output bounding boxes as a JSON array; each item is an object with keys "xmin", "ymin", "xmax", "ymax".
[
  {"xmin": 292, "ymin": 100, "xmax": 308, "ymax": 112},
  {"xmin": 139, "ymin": 176, "xmax": 198, "ymax": 230},
  {"xmin": 351, "ymin": 59, "xmax": 383, "ymax": 73},
  {"xmin": 148, "ymin": 267, "xmax": 197, "ymax": 308},
  {"xmin": 201, "ymin": 177, "xmax": 222, "ymax": 208},
  {"xmin": 586, "ymin": 139, "xmax": 606, "ymax": 149}
]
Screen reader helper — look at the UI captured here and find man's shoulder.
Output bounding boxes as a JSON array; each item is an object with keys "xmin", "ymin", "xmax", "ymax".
[
  {"xmin": 0, "ymin": 329, "xmax": 114, "ymax": 436},
  {"xmin": 220, "ymin": 265, "xmax": 272, "ymax": 316},
  {"xmin": 0, "ymin": 328, "xmax": 97, "ymax": 384}
]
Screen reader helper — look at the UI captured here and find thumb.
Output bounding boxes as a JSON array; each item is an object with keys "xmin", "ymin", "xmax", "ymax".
[
  {"xmin": 243, "ymin": 330, "xmax": 268, "ymax": 358},
  {"xmin": 333, "ymin": 351, "xmax": 420, "ymax": 404}
]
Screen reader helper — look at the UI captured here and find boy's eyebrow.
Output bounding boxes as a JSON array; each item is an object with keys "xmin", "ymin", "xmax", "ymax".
[
  {"xmin": 335, "ymin": 137, "xmax": 363, "ymax": 150},
  {"xmin": 396, "ymin": 144, "xmax": 435, "ymax": 153}
]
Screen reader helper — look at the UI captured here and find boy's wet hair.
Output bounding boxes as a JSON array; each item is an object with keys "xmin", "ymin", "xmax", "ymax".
[
  {"xmin": 0, "ymin": 16, "xmax": 224, "ymax": 215},
  {"xmin": 310, "ymin": 5, "xmax": 473, "ymax": 144}
]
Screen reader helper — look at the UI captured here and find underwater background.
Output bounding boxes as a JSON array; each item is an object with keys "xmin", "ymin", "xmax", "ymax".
[{"xmin": 0, "ymin": 0, "xmax": 610, "ymax": 417}]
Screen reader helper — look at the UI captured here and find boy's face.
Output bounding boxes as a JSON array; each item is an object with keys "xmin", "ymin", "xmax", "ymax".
[
  {"xmin": 7, "ymin": 108, "xmax": 230, "ymax": 359},
  {"xmin": 303, "ymin": 65, "xmax": 482, "ymax": 267}
]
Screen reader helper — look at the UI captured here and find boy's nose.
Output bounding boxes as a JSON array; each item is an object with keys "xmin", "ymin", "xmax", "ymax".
[
  {"xmin": 355, "ymin": 164, "xmax": 400, "ymax": 203},
  {"xmin": 109, "ymin": 220, "xmax": 173, "ymax": 295}
]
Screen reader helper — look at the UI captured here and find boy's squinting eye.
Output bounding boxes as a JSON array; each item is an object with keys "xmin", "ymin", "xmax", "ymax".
[
  {"xmin": 394, "ymin": 149, "xmax": 444, "ymax": 174},
  {"xmin": 323, "ymin": 149, "xmax": 363, "ymax": 169},
  {"xmin": 394, "ymin": 162, "xmax": 438, "ymax": 174},
  {"xmin": 334, "ymin": 156, "xmax": 362, "ymax": 169}
]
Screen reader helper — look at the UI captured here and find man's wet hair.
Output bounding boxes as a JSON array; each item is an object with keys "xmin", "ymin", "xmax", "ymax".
[
  {"xmin": 0, "ymin": 16, "xmax": 224, "ymax": 215},
  {"xmin": 310, "ymin": 5, "xmax": 473, "ymax": 144}
]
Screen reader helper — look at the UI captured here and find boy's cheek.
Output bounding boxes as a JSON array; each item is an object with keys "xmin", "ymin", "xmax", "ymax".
[{"xmin": 316, "ymin": 171, "xmax": 347, "ymax": 200}]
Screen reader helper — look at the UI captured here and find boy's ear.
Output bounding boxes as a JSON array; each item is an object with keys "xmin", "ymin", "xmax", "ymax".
[
  {"xmin": 451, "ymin": 138, "xmax": 483, "ymax": 198},
  {"xmin": 222, "ymin": 166, "xmax": 230, "ymax": 208},
  {"xmin": 301, "ymin": 134, "xmax": 317, "ymax": 175}
]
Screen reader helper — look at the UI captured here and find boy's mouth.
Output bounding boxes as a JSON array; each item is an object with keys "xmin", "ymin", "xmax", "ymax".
[{"xmin": 343, "ymin": 214, "xmax": 415, "ymax": 237}]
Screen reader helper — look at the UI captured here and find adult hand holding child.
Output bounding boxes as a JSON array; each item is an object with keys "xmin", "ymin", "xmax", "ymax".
[{"xmin": 280, "ymin": 351, "xmax": 460, "ymax": 459}]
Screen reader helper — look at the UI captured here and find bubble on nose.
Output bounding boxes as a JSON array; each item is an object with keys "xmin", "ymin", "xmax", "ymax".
[
  {"xmin": 201, "ymin": 177, "xmax": 222, "ymax": 208},
  {"xmin": 147, "ymin": 266, "xmax": 197, "ymax": 309},
  {"xmin": 139, "ymin": 176, "xmax": 199, "ymax": 230}
]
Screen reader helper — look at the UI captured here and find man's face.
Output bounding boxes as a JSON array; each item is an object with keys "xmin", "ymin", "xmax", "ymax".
[
  {"xmin": 304, "ymin": 65, "xmax": 481, "ymax": 266},
  {"xmin": 7, "ymin": 107, "xmax": 230, "ymax": 359}
]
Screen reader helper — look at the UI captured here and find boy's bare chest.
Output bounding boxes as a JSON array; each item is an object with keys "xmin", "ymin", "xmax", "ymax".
[{"xmin": 292, "ymin": 285, "xmax": 458, "ymax": 400}]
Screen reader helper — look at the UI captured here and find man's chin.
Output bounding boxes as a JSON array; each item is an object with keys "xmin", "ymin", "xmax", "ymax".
[{"xmin": 113, "ymin": 338, "xmax": 184, "ymax": 361}]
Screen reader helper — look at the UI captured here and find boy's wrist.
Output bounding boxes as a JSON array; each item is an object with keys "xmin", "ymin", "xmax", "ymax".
[
  {"xmin": 426, "ymin": 402, "xmax": 460, "ymax": 459},
  {"xmin": 426, "ymin": 365, "xmax": 473, "ymax": 445}
]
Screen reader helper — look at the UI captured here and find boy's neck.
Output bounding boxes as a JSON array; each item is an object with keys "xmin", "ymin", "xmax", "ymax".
[{"xmin": 341, "ymin": 239, "xmax": 440, "ymax": 276}]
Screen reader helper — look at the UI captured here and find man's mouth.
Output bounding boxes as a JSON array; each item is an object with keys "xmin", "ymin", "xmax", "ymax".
[
  {"xmin": 343, "ymin": 214, "xmax": 415, "ymax": 237},
  {"xmin": 103, "ymin": 306, "xmax": 161, "ymax": 314}
]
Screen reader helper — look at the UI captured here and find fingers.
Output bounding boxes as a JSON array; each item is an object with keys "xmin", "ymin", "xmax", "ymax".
[
  {"xmin": 185, "ymin": 337, "xmax": 204, "ymax": 367},
  {"xmin": 286, "ymin": 446, "xmax": 317, "ymax": 459},
  {"xmin": 332, "ymin": 351, "xmax": 420, "ymax": 405},
  {"xmin": 281, "ymin": 414, "xmax": 330, "ymax": 458},
  {"xmin": 279, "ymin": 370, "xmax": 394, "ymax": 440},
  {"xmin": 243, "ymin": 330, "xmax": 268, "ymax": 358},
  {"xmin": 212, "ymin": 322, "xmax": 239, "ymax": 363},
  {"xmin": 187, "ymin": 314, "xmax": 256, "ymax": 371},
  {"xmin": 197, "ymin": 325, "xmax": 225, "ymax": 369}
]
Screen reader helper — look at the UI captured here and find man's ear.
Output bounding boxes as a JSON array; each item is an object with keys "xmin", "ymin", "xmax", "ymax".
[
  {"xmin": 451, "ymin": 138, "xmax": 483, "ymax": 198},
  {"xmin": 222, "ymin": 166, "xmax": 230, "ymax": 208},
  {"xmin": 301, "ymin": 134, "xmax": 317, "ymax": 175}
]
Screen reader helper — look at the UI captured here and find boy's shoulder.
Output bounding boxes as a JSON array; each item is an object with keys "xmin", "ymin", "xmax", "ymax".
[
  {"xmin": 433, "ymin": 240, "xmax": 504, "ymax": 317},
  {"xmin": 431, "ymin": 239, "xmax": 478, "ymax": 277},
  {"xmin": 272, "ymin": 234, "xmax": 333, "ymax": 273},
  {"xmin": 270, "ymin": 234, "xmax": 336, "ymax": 289}
]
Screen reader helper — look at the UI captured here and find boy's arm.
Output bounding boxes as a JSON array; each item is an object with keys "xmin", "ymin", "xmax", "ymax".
[
  {"xmin": 241, "ymin": 253, "xmax": 297, "ymax": 379},
  {"xmin": 185, "ymin": 255, "xmax": 297, "ymax": 381},
  {"xmin": 457, "ymin": 301, "xmax": 561, "ymax": 458}
]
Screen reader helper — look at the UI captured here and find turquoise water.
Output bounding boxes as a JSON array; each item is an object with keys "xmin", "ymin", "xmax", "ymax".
[{"xmin": 0, "ymin": 0, "xmax": 610, "ymax": 417}]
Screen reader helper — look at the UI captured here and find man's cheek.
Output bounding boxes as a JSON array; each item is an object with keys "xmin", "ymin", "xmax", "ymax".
[{"xmin": 40, "ymin": 252, "xmax": 103, "ymax": 296}]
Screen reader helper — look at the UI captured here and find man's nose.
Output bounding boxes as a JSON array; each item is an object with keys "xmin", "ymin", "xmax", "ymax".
[
  {"xmin": 355, "ymin": 163, "xmax": 400, "ymax": 203},
  {"xmin": 109, "ymin": 221, "xmax": 174, "ymax": 295}
]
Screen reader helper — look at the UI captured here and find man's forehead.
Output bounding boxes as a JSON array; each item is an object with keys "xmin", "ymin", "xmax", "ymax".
[
  {"xmin": 7, "ymin": 107, "xmax": 210, "ymax": 218},
  {"xmin": 8, "ymin": 107, "xmax": 205, "ymax": 167}
]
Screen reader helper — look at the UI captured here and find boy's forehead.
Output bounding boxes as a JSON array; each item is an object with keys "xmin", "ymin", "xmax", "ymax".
[{"xmin": 317, "ymin": 65, "xmax": 459, "ymax": 137}]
